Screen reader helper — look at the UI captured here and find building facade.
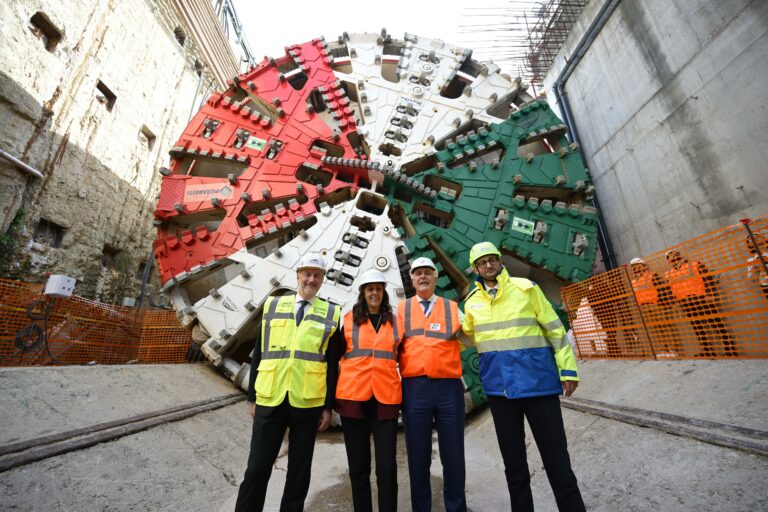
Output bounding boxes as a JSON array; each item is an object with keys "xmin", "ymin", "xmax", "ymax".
[{"xmin": 0, "ymin": 0, "xmax": 241, "ymax": 302}]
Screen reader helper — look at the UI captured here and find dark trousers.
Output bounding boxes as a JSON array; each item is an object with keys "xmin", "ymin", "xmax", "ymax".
[
  {"xmin": 488, "ymin": 395, "xmax": 585, "ymax": 512},
  {"xmin": 341, "ymin": 405, "xmax": 398, "ymax": 512},
  {"xmin": 402, "ymin": 377, "xmax": 466, "ymax": 512},
  {"xmin": 235, "ymin": 399, "xmax": 323, "ymax": 512},
  {"xmin": 678, "ymin": 297, "xmax": 737, "ymax": 356}
]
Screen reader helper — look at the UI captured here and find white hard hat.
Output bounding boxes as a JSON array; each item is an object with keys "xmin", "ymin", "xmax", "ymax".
[
  {"xmin": 296, "ymin": 253, "xmax": 326, "ymax": 272},
  {"xmin": 410, "ymin": 257, "xmax": 437, "ymax": 275},
  {"xmin": 358, "ymin": 269, "xmax": 387, "ymax": 287},
  {"xmin": 630, "ymin": 258, "xmax": 645, "ymax": 265}
]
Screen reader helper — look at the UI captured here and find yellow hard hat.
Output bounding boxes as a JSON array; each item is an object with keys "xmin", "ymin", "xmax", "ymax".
[{"xmin": 469, "ymin": 242, "xmax": 501, "ymax": 266}]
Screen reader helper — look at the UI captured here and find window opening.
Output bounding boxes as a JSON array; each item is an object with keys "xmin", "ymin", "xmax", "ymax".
[
  {"xmin": 29, "ymin": 12, "xmax": 62, "ymax": 52},
  {"xmin": 174, "ymin": 26, "xmax": 186, "ymax": 46},
  {"xmin": 139, "ymin": 125, "xmax": 156, "ymax": 150},
  {"xmin": 95, "ymin": 81, "xmax": 116, "ymax": 112},
  {"xmin": 33, "ymin": 219, "xmax": 65, "ymax": 247}
]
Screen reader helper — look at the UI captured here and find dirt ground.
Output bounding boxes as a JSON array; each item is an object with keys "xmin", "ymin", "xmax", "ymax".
[{"xmin": 1, "ymin": 361, "xmax": 767, "ymax": 511}]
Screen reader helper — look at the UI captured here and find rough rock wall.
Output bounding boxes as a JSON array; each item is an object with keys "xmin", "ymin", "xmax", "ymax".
[{"xmin": 0, "ymin": 0, "xmax": 219, "ymax": 302}]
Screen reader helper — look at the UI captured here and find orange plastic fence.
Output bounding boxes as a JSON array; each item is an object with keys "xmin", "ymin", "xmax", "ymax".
[
  {"xmin": 561, "ymin": 216, "xmax": 768, "ymax": 359},
  {"xmin": 0, "ymin": 279, "xmax": 195, "ymax": 367}
]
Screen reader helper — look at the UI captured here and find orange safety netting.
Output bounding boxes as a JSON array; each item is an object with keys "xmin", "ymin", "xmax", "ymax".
[
  {"xmin": 561, "ymin": 216, "xmax": 768, "ymax": 359},
  {"xmin": 0, "ymin": 279, "xmax": 195, "ymax": 367}
]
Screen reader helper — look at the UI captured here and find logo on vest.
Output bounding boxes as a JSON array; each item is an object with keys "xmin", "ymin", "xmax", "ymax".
[{"xmin": 429, "ymin": 323, "xmax": 442, "ymax": 330}]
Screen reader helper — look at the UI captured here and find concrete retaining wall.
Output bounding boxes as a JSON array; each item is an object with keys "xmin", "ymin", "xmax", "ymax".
[{"xmin": 544, "ymin": 0, "xmax": 768, "ymax": 263}]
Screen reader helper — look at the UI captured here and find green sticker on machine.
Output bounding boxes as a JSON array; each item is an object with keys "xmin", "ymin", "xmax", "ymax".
[
  {"xmin": 246, "ymin": 136, "xmax": 266, "ymax": 151},
  {"xmin": 511, "ymin": 217, "xmax": 535, "ymax": 235}
]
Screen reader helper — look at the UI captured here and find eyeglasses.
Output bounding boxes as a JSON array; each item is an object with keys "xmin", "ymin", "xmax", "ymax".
[{"xmin": 475, "ymin": 258, "xmax": 499, "ymax": 268}]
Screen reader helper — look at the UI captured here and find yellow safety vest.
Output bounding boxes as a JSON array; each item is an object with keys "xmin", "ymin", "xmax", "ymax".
[
  {"xmin": 462, "ymin": 269, "xmax": 579, "ymax": 398},
  {"xmin": 255, "ymin": 294, "xmax": 340, "ymax": 408}
]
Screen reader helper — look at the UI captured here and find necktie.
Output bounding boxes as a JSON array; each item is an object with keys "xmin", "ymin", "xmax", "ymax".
[
  {"xmin": 296, "ymin": 300, "xmax": 308, "ymax": 326},
  {"xmin": 420, "ymin": 299, "xmax": 430, "ymax": 315},
  {"xmin": 489, "ymin": 288, "xmax": 497, "ymax": 298}
]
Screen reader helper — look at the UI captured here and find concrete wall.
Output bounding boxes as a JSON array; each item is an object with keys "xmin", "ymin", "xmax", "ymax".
[
  {"xmin": 0, "ymin": 0, "xmax": 223, "ymax": 302},
  {"xmin": 543, "ymin": 0, "xmax": 768, "ymax": 263}
]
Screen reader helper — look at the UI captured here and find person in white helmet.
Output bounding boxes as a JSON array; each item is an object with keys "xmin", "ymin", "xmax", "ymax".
[
  {"xmin": 398, "ymin": 257, "xmax": 467, "ymax": 512},
  {"xmin": 335, "ymin": 269, "xmax": 404, "ymax": 512},
  {"xmin": 236, "ymin": 253, "xmax": 342, "ymax": 512},
  {"xmin": 629, "ymin": 257, "xmax": 680, "ymax": 356}
]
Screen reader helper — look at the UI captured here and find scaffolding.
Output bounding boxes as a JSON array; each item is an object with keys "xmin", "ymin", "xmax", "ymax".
[{"xmin": 460, "ymin": 0, "xmax": 588, "ymax": 89}]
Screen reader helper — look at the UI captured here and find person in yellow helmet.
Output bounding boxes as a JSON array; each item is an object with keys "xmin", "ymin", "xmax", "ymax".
[
  {"xmin": 461, "ymin": 242, "xmax": 585, "ymax": 512},
  {"xmin": 235, "ymin": 253, "xmax": 342, "ymax": 512}
]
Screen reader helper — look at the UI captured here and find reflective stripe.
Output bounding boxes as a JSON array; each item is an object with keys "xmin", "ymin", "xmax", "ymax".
[
  {"xmin": 346, "ymin": 348, "xmax": 373, "ymax": 358},
  {"xmin": 561, "ymin": 369, "xmax": 578, "ymax": 377},
  {"xmin": 262, "ymin": 350, "xmax": 291, "ymax": 359},
  {"xmin": 404, "ymin": 297, "xmax": 454, "ymax": 339},
  {"xmin": 476, "ymin": 335, "xmax": 550, "ymax": 353},
  {"xmin": 345, "ymin": 314, "xmax": 398, "ymax": 360},
  {"xmin": 549, "ymin": 335, "xmax": 568, "ymax": 350},
  {"xmin": 439, "ymin": 297, "xmax": 453, "ymax": 340},
  {"xmin": 474, "ymin": 318, "xmax": 538, "ymax": 333},
  {"xmin": 294, "ymin": 350, "xmax": 326, "ymax": 362},
  {"xmin": 304, "ymin": 313, "xmax": 337, "ymax": 327},
  {"xmin": 404, "ymin": 298, "xmax": 416, "ymax": 336},
  {"xmin": 262, "ymin": 296, "xmax": 282, "ymax": 357},
  {"xmin": 264, "ymin": 312, "xmax": 292, "ymax": 321},
  {"xmin": 391, "ymin": 317, "xmax": 399, "ymax": 353},
  {"xmin": 542, "ymin": 318, "xmax": 564, "ymax": 331},
  {"xmin": 320, "ymin": 303, "xmax": 338, "ymax": 349}
]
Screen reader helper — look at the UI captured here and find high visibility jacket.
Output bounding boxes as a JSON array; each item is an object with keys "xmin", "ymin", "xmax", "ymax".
[
  {"xmin": 254, "ymin": 294, "xmax": 340, "ymax": 408},
  {"xmin": 398, "ymin": 296, "xmax": 462, "ymax": 379},
  {"xmin": 336, "ymin": 311, "xmax": 404, "ymax": 404},
  {"xmin": 631, "ymin": 272, "xmax": 658, "ymax": 305},
  {"xmin": 461, "ymin": 269, "xmax": 579, "ymax": 399},
  {"xmin": 665, "ymin": 261, "xmax": 706, "ymax": 300}
]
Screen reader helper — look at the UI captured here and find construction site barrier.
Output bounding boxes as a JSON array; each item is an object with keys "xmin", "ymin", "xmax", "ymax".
[
  {"xmin": 3, "ymin": 216, "xmax": 766, "ymax": 366},
  {"xmin": 561, "ymin": 216, "xmax": 768, "ymax": 359},
  {"xmin": 0, "ymin": 279, "xmax": 195, "ymax": 366}
]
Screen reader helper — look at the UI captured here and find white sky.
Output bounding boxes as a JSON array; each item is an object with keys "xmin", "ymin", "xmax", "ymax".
[{"xmin": 230, "ymin": 0, "xmax": 525, "ymax": 77}]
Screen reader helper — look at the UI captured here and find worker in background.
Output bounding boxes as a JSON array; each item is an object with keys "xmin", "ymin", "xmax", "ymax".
[
  {"xmin": 461, "ymin": 242, "xmax": 585, "ymax": 512},
  {"xmin": 335, "ymin": 269, "xmax": 403, "ymax": 512},
  {"xmin": 585, "ymin": 270, "xmax": 632, "ymax": 356},
  {"xmin": 745, "ymin": 233, "xmax": 768, "ymax": 300},
  {"xmin": 235, "ymin": 253, "xmax": 342, "ymax": 512},
  {"xmin": 398, "ymin": 257, "xmax": 466, "ymax": 512},
  {"xmin": 629, "ymin": 257, "xmax": 680, "ymax": 357},
  {"xmin": 663, "ymin": 250, "xmax": 737, "ymax": 357}
]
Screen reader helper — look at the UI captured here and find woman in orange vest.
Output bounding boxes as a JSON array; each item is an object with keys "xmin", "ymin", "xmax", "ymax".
[{"xmin": 336, "ymin": 269, "xmax": 404, "ymax": 512}]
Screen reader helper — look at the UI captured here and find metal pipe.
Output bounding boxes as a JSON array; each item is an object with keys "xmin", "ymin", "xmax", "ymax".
[
  {"xmin": 0, "ymin": 148, "xmax": 44, "ymax": 179},
  {"xmin": 551, "ymin": 0, "xmax": 624, "ymax": 270},
  {"xmin": 188, "ymin": 67, "xmax": 206, "ymax": 122}
]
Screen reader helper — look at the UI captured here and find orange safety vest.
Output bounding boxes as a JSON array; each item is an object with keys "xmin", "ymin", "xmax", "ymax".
[
  {"xmin": 398, "ymin": 296, "xmax": 462, "ymax": 379},
  {"xmin": 631, "ymin": 272, "xmax": 658, "ymax": 305},
  {"xmin": 336, "ymin": 311, "xmax": 403, "ymax": 404},
  {"xmin": 665, "ymin": 261, "xmax": 706, "ymax": 300}
]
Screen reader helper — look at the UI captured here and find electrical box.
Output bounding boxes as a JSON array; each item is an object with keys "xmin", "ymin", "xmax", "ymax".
[{"xmin": 44, "ymin": 274, "xmax": 76, "ymax": 297}]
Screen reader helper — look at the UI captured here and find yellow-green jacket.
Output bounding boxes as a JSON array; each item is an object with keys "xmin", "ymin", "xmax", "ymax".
[
  {"xmin": 255, "ymin": 294, "xmax": 340, "ymax": 408},
  {"xmin": 462, "ymin": 269, "xmax": 579, "ymax": 398}
]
